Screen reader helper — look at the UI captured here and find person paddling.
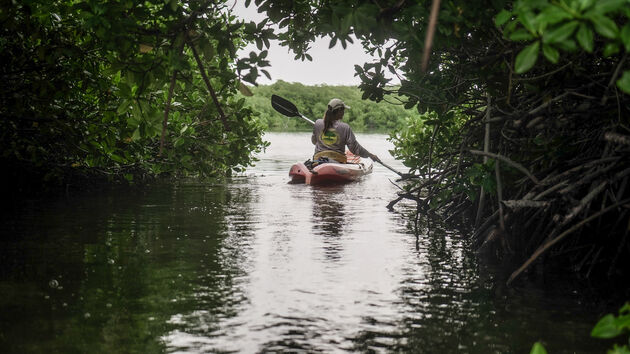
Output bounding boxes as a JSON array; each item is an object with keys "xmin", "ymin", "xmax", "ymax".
[{"xmin": 311, "ymin": 98, "xmax": 380, "ymax": 163}]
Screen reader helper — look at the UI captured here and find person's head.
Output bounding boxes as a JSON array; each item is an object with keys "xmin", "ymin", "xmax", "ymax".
[{"xmin": 323, "ymin": 98, "xmax": 350, "ymax": 132}]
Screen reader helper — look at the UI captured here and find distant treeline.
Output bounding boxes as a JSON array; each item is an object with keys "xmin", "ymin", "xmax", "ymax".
[{"xmin": 243, "ymin": 81, "xmax": 415, "ymax": 132}]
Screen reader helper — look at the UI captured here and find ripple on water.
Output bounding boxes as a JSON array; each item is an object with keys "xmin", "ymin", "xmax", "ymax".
[{"xmin": 0, "ymin": 133, "xmax": 612, "ymax": 354}]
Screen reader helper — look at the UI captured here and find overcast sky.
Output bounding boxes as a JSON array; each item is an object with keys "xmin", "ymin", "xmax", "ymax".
[{"xmin": 230, "ymin": 1, "xmax": 384, "ymax": 86}]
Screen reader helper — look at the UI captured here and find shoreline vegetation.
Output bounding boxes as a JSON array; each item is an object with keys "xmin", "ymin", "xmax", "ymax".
[{"xmin": 241, "ymin": 80, "xmax": 414, "ymax": 133}]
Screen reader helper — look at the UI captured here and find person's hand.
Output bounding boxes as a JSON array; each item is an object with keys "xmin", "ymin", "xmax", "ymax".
[{"xmin": 369, "ymin": 153, "xmax": 381, "ymax": 162}]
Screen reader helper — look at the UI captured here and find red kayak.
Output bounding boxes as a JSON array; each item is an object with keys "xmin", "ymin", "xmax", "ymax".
[{"xmin": 289, "ymin": 152, "xmax": 373, "ymax": 185}]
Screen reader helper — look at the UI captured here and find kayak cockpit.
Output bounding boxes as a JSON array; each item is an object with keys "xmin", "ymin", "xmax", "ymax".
[{"xmin": 288, "ymin": 151, "xmax": 373, "ymax": 185}]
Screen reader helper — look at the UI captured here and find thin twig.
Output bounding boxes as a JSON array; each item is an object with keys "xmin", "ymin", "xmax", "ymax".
[
  {"xmin": 187, "ymin": 35, "xmax": 229, "ymax": 131},
  {"xmin": 159, "ymin": 71, "xmax": 178, "ymax": 156},
  {"xmin": 469, "ymin": 150, "xmax": 539, "ymax": 184},
  {"xmin": 604, "ymin": 132, "xmax": 630, "ymax": 146},
  {"xmin": 515, "ymin": 62, "xmax": 572, "ymax": 82},
  {"xmin": 561, "ymin": 181, "xmax": 607, "ymax": 225},
  {"xmin": 527, "ymin": 91, "xmax": 570, "ymax": 116},
  {"xmin": 502, "ymin": 200, "xmax": 550, "ymax": 210},
  {"xmin": 421, "ymin": 0, "xmax": 441, "ymax": 72},
  {"xmin": 475, "ymin": 93, "xmax": 491, "ymax": 227},
  {"xmin": 495, "ymin": 160, "xmax": 505, "ymax": 230}
]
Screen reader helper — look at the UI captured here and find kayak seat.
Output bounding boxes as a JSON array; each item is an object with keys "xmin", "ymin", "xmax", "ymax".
[{"xmin": 313, "ymin": 150, "xmax": 347, "ymax": 163}]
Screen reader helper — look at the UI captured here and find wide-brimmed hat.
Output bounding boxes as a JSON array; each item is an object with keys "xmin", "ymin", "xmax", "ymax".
[{"xmin": 327, "ymin": 98, "xmax": 350, "ymax": 110}]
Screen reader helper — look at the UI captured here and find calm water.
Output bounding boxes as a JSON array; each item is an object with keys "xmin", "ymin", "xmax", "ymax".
[{"xmin": 0, "ymin": 132, "xmax": 611, "ymax": 353}]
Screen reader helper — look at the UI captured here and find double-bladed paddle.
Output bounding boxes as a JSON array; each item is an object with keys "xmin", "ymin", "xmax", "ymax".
[{"xmin": 271, "ymin": 94, "xmax": 409, "ymax": 178}]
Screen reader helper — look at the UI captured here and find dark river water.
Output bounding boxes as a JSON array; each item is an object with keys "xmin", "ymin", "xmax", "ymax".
[{"xmin": 0, "ymin": 132, "xmax": 612, "ymax": 353}]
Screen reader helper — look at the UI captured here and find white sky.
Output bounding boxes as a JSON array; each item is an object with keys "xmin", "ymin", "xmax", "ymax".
[{"xmin": 229, "ymin": 1, "xmax": 387, "ymax": 86}]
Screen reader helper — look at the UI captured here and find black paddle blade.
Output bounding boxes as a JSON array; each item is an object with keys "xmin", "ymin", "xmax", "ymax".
[{"xmin": 271, "ymin": 94, "xmax": 300, "ymax": 117}]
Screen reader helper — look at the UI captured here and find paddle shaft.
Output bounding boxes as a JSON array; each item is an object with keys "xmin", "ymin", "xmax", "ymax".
[
  {"xmin": 298, "ymin": 114, "xmax": 315, "ymax": 125},
  {"xmin": 376, "ymin": 160, "xmax": 405, "ymax": 177}
]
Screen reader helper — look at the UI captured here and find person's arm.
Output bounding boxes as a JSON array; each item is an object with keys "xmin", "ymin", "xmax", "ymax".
[
  {"xmin": 311, "ymin": 120, "xmax": 318, "ymax": 145},
  {"xmin": 345, "ymin": 127, "xmax": 379, "ymax": 161}
]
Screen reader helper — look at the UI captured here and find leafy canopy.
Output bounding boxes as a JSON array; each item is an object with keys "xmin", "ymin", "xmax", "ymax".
[{"xmin": 1, "ymin": 0, "xmax": 276, "ymax": 185}]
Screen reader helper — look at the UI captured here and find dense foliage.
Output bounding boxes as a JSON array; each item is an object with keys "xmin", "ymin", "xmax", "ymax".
[
  {"xmin": 243, "ymin": 80, "xmax": 416, "ymax": 132},
  {"xmin": 0, "ymin": 0, "xmax": 274, "ymax": 190},
  {"xmin": 250, "ymin": 0, "xmax": 630, "ymax": 284}
]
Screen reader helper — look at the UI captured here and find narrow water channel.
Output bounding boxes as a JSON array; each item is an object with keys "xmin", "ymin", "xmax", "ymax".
[{"xmin": 0, "ymin": 132, "xmax": 610, "ymax": 353}]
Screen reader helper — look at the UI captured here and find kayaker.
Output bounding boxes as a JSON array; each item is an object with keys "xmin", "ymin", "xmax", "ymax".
[{"xmin": 311, "ymin": 98, "xmax": 381, "ymax": 163}]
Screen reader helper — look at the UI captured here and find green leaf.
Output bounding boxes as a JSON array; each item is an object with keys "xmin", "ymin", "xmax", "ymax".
[
  {"xmin": 621, "ymin": 23, "xmax": 630, "ymax": 51},
  {"xmin": 593, "ymin": 0, "xmax": 627, "ymax": 14},
  {"xmin": 578, "ymin": 0, "xmax": 596, "ymax": 11},
  {"xmin": 576, "ymin": 23, "xmax": 594, "ymax": 52},
  {"xmin": 616, "ymin": 70, "xmax": 630, "ymax": 94},
  {"xmin": 556, "ymin": 39, "xmax": 578, "ymax": 51},
  {"xmin": 118, "ymin": 82, "xmax": 132, "ymax": 98},
  {"xmin": 200, "ymin": 38, "xmax": 215, "ymax": 59},
  {"xmin": 238, "ymin": 82, "xmax": 253, "ymax": 96},
  {"xmin": 543, "ymin": 21, "xmax": 578, "ymax": 43},
  {"xmin": 519, "ymin": 11, "xmax": 538, "ymax": 34},
  {"xmin": 603, "ymin": 42, "xmax": 620, "ymax": 57},
  {"xmin": 505, "ymin": 20, "xmax": 518, "ymax": 34},
  {"xmin": 329, "ymin": 37, "xmax": 337, "ymax": 49},
  {"xmin": 616, "ymin": 314, "xmax": 630, "ymax": 330},
  {"xmin": 542, "ymin": 44, "xmax": 560, "ymax": 63},
  {"xmin": 117, "ymin": 100, "xmax": 130, "ymax": 115},
  {"xmin": 530, "ymin": 342, "xmax": 548, "ymax": 354},
  {"xmin": 515, "ymin": 41, "xmax": 540, "ymax": 74},
  {"xmin": 131, "ymin": 128, "xmax": 141, "ymax": 141},
  {"xmin": 109, "ymin": 153, "xmax": 125, "ymax": 163},
  {"xmin": 587, "ymin": 13, "xmax": 619, "ymax": 38},
  {"xmin": 607, "ymin": 344, "xmax": 630, "ymax": 354},
  {"xmin": 495, "ymin": 9, "xmax": 512, "ymax": 26},
  {"xmin": 591, "ymin": 314, "xmax": 622, "ymax": 338},
  {"xmin": 537, "ymin": 6, "xmax": 573, "ymax": 26},
  {"xmin": 510, "ymin": 29, "xmax": 535, "ymax": 41}
]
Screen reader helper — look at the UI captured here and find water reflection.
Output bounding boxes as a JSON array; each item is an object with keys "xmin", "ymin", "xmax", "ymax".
[
  {"xmin": 160, "ymin": 180, "xmax": 260, "ymax": 353},
  {"xmin": 311, "ymin": 185, "xmax": 348, "ymax": 262},
  {"xmin": 0, "ymin": 133, "xmax": 612, "ymax": 354},
  {"xmin": 0, "ymin": 182, "xmax": 262, "ymax": 353}
]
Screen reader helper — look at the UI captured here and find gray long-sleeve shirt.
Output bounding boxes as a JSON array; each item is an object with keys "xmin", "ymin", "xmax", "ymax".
[{"xmin": 311, "ymin": 119, "xmax": 370, "ymax": 158}]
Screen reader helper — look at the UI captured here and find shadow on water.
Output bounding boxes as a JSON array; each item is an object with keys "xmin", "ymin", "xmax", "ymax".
[{"xmin": 0, "ymin": 181, "xmax": 259, "ymax": 353}]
